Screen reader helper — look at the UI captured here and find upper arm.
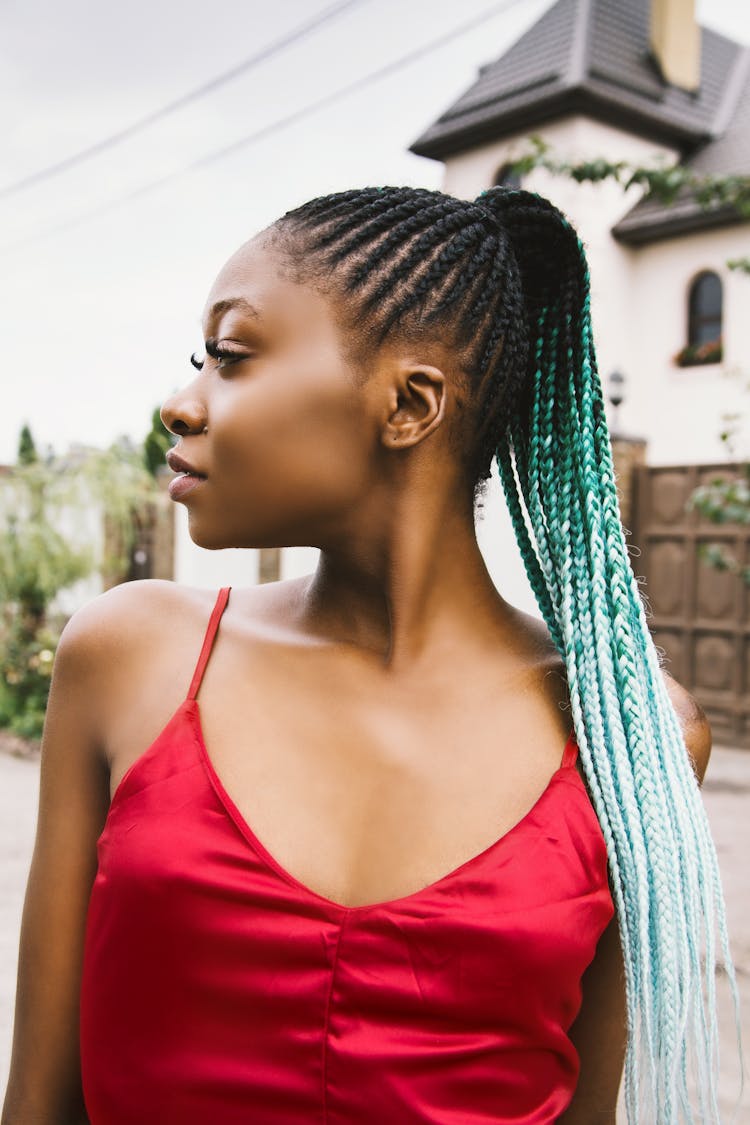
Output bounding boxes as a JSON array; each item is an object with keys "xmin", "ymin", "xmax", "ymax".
[
  {"xmin": 660, "ymin": 667, "xmax": 712, "ymax": 785},
  {"xmin": 1, "ymin": 579, "xmax": 206, "ymax": 1123},
  {"xmin": 2, "ymin": 604, "xmax": 117, "ymax": 1123},
  {"xmin": 557, "ymin": 913, "xmax": 627, "ymax": 1124}
]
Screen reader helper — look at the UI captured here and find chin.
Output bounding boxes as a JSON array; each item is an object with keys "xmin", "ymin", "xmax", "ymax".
[
  {"xmin": 187, "ymin": 519, "xmax": 243, "ymax": 551},
  {"xmin": 187, "ymin": 517, "xmax": 273, "ymax": 552},
  {"xmin": 190, "ymin": 533, "xmax": 254, "ymax": 551}
]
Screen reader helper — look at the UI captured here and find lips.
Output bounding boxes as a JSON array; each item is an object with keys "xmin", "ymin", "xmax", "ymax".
[
  {"xmin": 165, "ymin": 449, "xmax": 208, "ymax": 502},
  {"xmin": 168, "ymin": 473, "xmax": 206, "ymax": 501},
  {"xmin": 165, "ymin": 450, "xmax": 207, "ymax": 479}
]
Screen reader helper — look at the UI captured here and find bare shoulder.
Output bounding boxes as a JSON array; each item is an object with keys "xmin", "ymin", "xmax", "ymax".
[
  {"xmin": 55, "ymin": 578, "xmax": 226, "ymax": 685},
  {"xmin": 61, "ymin": 574, "xmax": 308, "ymax": 641},
  {"xmin": 53, "ymin": 580, "xmax": 220, "ymax": 753},
  {"xmin": 659, "ymin": 666, "xmax": 712, "ymax": 785},
  {"xmin": 58, "ymin": 578, "xmax": 213, "ymax": 658},
  {"xmin": 507, "ymin": 608, "xmax": 572, "ymax": 710},
  {"xmin": 508, "ymin": 609, "xmax": 712, "ymax": 784}
]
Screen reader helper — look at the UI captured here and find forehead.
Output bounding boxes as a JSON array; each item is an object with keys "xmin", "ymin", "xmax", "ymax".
[{"xmin": 202, "ymin": 234, "xmax": 336, "ymax": 336}]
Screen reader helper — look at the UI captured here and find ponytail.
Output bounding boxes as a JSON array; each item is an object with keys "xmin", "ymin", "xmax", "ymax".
[{"xmin": 476, "ymin": 186, "xmax": 742, "ymax": 1122}]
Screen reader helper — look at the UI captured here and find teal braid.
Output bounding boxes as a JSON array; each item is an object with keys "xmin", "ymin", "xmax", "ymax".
[
  {"xmin": 274, "ymin": 182, "xmax": 743, "ymax": 1120},
  {"xmin": 494, "ymin": 311, "xmax": 562, "ymax": 644},
  {"xmin": 489, "ymin": 191, "xmax": 743, "ymax": 1122}
]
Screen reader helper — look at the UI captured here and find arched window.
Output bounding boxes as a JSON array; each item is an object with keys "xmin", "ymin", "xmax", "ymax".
[
  {"xmin": 676, "ymin": 271, "xmax": 723, "ymax": 366},
  {"xmin": 493, "ymin": 162, "xmax": 521, "ymax": 189},
  {"xmin": 688, "ymin": 271, "xmax": 722, "ymax": 348}
]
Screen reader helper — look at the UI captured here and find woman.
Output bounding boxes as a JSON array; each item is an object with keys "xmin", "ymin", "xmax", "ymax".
[{"xmin": 2, "ymin": 186, "xmax": 739, "ymax": 1124}]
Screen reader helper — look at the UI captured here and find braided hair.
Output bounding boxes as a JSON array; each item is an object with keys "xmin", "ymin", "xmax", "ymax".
[{"xmin": 269, "ymin": 184, "xmax": 741, "ymax": 1122}]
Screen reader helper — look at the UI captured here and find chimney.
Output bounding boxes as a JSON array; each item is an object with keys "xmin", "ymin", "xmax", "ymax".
[{"xmin": 650, "ymin": 0, "xmax": 700, "ymax": 92}]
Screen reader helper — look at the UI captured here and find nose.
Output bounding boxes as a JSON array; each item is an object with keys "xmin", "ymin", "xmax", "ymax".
[{"xmin": 160, "ymin": 386, "xmax": 208, "ymax": 437}]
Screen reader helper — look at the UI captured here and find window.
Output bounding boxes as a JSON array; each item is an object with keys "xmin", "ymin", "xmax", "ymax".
[
  {"xmin": 493, "ymin": 162, "xmax": 522, "ymax": 189},
  {"xmin": 688, "ymin": 271, "xmax": 722, "ymax": 347},
  {"xmin": 675, "ymin": 271, "xmax": 723, "ymax": 366}
]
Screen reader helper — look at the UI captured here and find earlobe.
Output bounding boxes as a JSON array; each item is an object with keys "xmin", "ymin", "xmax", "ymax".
[{"xmin": 382, "ymin": 364, "xmax": 446, "ymax": 449}]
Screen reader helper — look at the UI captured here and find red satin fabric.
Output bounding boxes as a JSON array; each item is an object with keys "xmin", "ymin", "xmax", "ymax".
[{"xmin": 79, "ymin": 587, "xmax": 614, "ymax": 1124}]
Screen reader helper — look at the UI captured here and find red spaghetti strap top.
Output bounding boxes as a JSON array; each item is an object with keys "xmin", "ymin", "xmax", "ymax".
[
  {"xmin": 186, "ymin": 584, "xmax": 231, "ymax": 700},
  {"xmin": 80, "ymin": 586, "xmax": 614, "ymax": 1124}
]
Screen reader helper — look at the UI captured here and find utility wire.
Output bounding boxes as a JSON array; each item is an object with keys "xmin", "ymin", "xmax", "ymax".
[
  {"xmin": 0, "ymin": 0, "xmax": 369, "ymax": 199},
  {"xmin": 1, "ymin": 0, "xmax": 537, "ymax": 256}
]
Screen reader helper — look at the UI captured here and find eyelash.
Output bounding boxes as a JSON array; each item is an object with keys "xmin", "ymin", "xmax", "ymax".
[{"xmin": 190, "ymin": 340, "xmax": 247, "ymax": 371}]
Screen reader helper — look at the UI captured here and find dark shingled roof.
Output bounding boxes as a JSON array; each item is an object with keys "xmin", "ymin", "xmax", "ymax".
[
  {"xmin": 410, "ymin": 0, "xmax": 750, "ymax": 244},
  {"xmin": 613, "ymin": 45, "xmax": 750, "ymax": 243}
]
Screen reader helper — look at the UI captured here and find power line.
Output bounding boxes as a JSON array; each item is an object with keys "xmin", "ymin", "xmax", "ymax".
[
  {"xmin": 1, "ymin": 0, "xmax": 538, "ymax": 257},
  {"xmin": 0, "ymin": 0, "xmax": 369, "ymax": 199},
  {"xmin": 187, "ymin": 0, "xmax": 535, "ymax": 176}
]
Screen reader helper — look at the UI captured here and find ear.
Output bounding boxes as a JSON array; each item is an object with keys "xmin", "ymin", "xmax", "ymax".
[{"xmin": 381, "ymin": 362, "xmax": 447, "ymax": 450}]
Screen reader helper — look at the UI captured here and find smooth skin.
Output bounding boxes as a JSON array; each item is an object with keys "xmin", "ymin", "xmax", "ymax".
[{"xmin": 2, "ymin": 233, "xmax": 712, "ymax": 1124}]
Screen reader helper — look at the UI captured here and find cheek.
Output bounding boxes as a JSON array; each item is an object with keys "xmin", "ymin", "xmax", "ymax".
[{"xmin": 212, "ymin": 379, "xmax": 373, "ymax": 510}]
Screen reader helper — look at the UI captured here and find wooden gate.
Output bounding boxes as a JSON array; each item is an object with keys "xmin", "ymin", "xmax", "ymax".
[{"xmin": 630, "ymin": 462, "xmax": 750, "ymax": 749}]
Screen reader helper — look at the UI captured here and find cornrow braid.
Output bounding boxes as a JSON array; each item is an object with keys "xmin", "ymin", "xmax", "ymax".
[
  {"xmin": 270, "ymin": 184, "xmax": 742, "ymax": 1120},
  {"xmin": 275, "ymin": 186, "xmax": 529, "ymax": 487}
]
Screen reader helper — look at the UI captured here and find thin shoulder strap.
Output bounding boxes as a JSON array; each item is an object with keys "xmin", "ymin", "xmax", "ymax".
[
  {"xmin": 561, "ymin": 726, "xmax": 578, "ymax": 769},
  {"xmin": 186, "ymin": 587, "xmax": 232, "ymax": 701}
]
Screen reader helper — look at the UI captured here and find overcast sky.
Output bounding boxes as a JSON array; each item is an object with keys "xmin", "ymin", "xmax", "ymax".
[{"xmin": 1, "ymin": 0, "xmax": 748, "ymax": 464}]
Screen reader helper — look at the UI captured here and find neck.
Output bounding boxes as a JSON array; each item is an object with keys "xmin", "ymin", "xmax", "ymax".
[{"xmin": 298, "ymin": 484, "xmax": 515, "ymax": 673}]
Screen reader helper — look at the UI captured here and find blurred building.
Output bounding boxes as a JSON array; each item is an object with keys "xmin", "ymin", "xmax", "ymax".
[{"xmin": 407, "ymin": 0, "xmax": 750, "ymax": 743}]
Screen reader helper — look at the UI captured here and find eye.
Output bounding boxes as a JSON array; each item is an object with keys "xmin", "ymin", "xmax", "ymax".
[
  {"xmin": 190, "ymin": 351, "xmax": 204, "ymax": 371},
  {"xmin": 204, "ymin": 338, "xmax": 249, "ymax": 371},
  {"xmin": 214, "ymin": 349, "xmax": 238, "ymax": 370}
]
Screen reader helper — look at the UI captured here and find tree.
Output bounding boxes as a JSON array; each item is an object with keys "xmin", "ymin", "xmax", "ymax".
[
  {"xmin": 17, "ymin": 424, "xmax": 38, "ymax": 466},
  {"xmin": 0, "ymin": 430, "xmax": 159, "ymax": 737},
  {"xmin": 143, "ymin": 405, "xmax": 174, "ymax": 478},
  {"xmin": 0, "ymin": 510, "xmax": 91, "ymax": 738}
]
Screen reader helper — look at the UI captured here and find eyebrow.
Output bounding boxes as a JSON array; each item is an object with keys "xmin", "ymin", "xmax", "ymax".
[{"xmin": 208, "ymin": 297, "xmax": 262, "ymax": 320}]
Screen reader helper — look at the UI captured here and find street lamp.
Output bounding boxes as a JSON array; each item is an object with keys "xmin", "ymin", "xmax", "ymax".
[{"xmin": 607, "ymin": 369, "xmax": 626, "ymax": 436}]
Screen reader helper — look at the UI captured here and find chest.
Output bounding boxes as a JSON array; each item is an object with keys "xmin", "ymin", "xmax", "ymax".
[
  {"xmin": 85, "ymin": 750, "xmax": 612, "ymax": 1122},
  {"xmin": 108, "ymin": 637, "xmax": 574, "ymax": 909}
]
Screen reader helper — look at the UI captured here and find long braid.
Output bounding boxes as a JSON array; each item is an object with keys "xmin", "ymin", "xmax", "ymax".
[
  {"xmin": 270, "ymin": 184, "xmax": 742, "ymax": 1120},
  {"xmin": 484, "ymin": 188, "xmax": 741, "ymax": 1120}
]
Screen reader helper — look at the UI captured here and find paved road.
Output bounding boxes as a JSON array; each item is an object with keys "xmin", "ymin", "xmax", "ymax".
[{"xmin": 1, "ymin": 746, "xmax": 748, "ymax": 1119}]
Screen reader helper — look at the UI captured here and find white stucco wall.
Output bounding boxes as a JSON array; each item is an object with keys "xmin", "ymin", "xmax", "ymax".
[{"xmin": 626, "ymin": 227, "xmax": 750, "ymax": 465}]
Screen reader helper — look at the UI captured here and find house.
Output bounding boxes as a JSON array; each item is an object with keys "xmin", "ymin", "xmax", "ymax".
[
  {"xmin": 408, "ymin": 0, "xmax": 750, "ymax": 743},
  {"xmin": 410, "ymin": 0, "xmax": 750, "ymax": 464}
]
